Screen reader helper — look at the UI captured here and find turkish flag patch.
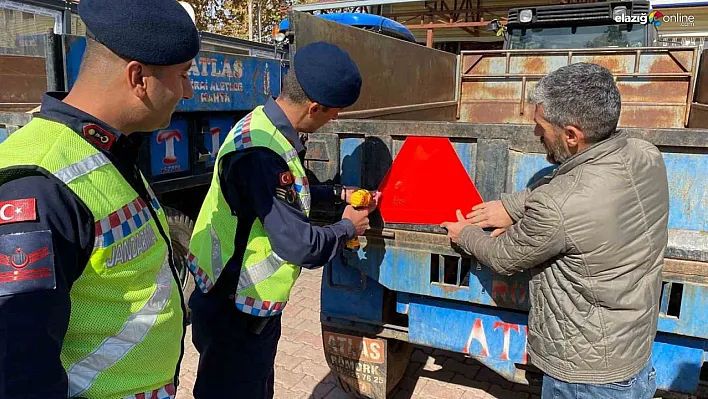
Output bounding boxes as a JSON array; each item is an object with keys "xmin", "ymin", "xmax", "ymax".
[
  {"xmin": 0, "ymin": 198, "xmax": 37, "ymax": 225},
  {"xmin": 279, "ymin": 171, "xmax": 294, "ymax": 186}
]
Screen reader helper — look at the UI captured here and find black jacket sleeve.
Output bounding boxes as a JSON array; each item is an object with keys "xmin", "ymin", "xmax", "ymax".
[
  {"xmin": 0, "ymin": 175, "xmax": 94, "ymax": 399},
  {"xmin": 222, "ymin": 148, "xmax": 355, "ymax": 269},
  {"xmin": 309, "ymin": 184, "xmax": 335, "ymax": 204}
]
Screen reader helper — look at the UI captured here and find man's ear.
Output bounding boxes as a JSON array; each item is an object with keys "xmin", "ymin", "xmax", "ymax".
[
  {"xmin": 565, "ymin": 125, "xmax": 585, "ymax": 148},
  {"xmin": 127, "ymin": 61, "xmax": 149, "ymax": 99},
  {"xmin": 307, "ymin": 102, "xmax": 320, "ymax": 116}
]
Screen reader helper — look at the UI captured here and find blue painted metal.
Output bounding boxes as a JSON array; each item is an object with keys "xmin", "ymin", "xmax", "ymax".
[
  {"xmin": 321, "ymin": 133, "xmax": 708, "ymax": 395},
  {"xmin": 321, "ymin": 255, "xmax": 385, "ymax": 323},
  {"xmin": 204, "ymin": 116, "xmax": 237, "ymax": 167},
  {"xmin": 509, "ymin": 151, "xmax": 708, "ymax": 231},
  {"xmin": 61, "ymin": 33, "xmax": 287, "ymax": 183},
  {"xmin": 663, "ymin": 153, "xmax": 708, "ymax": 231},
  {"xmin": 63, "ymin": 36, "xmax": 283, "ymax": 113},
  {"xmin": 149, "ymin": 119, "xmax": 190, "ymax": 177},
  {"xmin": 278, "ymin": 13, "xmax": 416, "ymax": 43},
  {"xmin": 0, "ymin": 127, "xmax": 8, "ymax": 145},
  {"xmin": 179, "ymin": 53, "xmax": 282, "ymax": 112},
  {"xmin": 64, "ymin": 35, "xmax": 86, "ymax": 91},
  {"xmin": 403, "ymin": 295, "xmax": 705, "ymax": 393},
  {"xmin": 340, "ymin": 137, "xmax": 364, "ymax": 187}
]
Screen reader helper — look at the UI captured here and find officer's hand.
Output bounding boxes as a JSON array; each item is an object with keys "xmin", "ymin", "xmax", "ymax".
[
  {"xmin": 343, "ymin": 205, "xmax": 371, "ymax": 236},
  {"xmin": 466, "ymin": 200, "xmax": 513, "ymax": 230}
]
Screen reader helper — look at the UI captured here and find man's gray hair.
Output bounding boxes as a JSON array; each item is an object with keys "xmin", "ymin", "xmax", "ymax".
[{"xmin": 530, "ymin": 62, "xmax": 621, "ymax": 143}]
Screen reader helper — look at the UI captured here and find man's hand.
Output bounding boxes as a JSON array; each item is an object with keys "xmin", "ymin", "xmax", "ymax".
[
  {"xmin": 440, "ymin": 209, "xmax": 473, "ymax": 243},
  {"xmin": 343, "ymin": 206, "xmax": 371, "ymax": 236},
  {"xmin": 466, "ymin": 200, "xmax": 513, "ymax": 237}
]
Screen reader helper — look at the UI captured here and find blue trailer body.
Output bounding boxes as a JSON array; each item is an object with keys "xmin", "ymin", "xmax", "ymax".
[
  {"xmin": 62, "ymin": 35, "xmax": 286, "ymax": 184},
  {"xmin": 313, "ymin": 120, "xmax": 708, "ymax": 396}
]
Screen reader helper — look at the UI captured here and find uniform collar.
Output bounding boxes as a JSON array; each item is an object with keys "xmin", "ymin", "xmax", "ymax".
[
  {"xmin": 263, "ymin": 97, "xmax": 306, "ymax": 154},
  {"xmin": 37, "ymin": 92, "xmax": 144, "ymax": 163}
]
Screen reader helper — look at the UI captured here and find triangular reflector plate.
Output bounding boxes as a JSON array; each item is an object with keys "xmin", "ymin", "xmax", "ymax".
[{"xmin": 377, "ymin": 137, "xmax": 484, "ymax": 225}]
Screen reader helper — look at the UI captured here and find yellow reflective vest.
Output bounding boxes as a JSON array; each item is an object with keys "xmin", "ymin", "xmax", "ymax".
[
  {"xmin": 188, "ymin": 106, "xmax": 310, "ymax": 317},
  {"xmin": 0, "ymin": 118, "xmax": 183, "ymax": 399}
]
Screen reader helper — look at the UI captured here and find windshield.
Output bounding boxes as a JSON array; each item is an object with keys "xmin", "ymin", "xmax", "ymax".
[{"xmin": 508, "ymin": 24, "xmax": 647, "ymax": 49}]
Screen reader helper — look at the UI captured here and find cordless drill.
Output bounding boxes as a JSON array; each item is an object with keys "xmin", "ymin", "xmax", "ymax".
[{"xmin": 346, "ymin": 189, "xmax": 373, "ymax": 250}]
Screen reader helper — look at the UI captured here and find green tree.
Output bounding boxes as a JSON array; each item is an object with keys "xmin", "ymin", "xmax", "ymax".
[{"xmin": 184, "ymin": 0, "xmax": 310, "ymax": 42}]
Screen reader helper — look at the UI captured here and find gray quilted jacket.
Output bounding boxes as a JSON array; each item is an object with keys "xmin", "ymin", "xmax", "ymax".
[{"xmin": 459, "ymin": 131, "xmax": 669, "ymax": 383}]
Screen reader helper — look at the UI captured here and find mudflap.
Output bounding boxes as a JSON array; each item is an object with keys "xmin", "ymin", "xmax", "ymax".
[{"xmin": 321, "ymin": 326, "xmax": 411, "ymax": 398}]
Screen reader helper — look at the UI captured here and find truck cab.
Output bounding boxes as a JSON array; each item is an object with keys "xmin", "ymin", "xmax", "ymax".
[{"xmin": 499, "ymin": 1, "xmax": 655, "ymax": 50}]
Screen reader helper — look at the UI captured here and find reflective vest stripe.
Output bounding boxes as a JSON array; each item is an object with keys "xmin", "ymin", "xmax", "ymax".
[
  {"xmin": 232, "ymin": 113, "xmax": 253, "ymax": 151},
  {"xmin": 124, "ymin": 383, "xmax": 176, "ymax": 399},
  {"xmin": 208, "ymin": 226, "xmax": 224, "ymax": 283},
  {"xmin": 145, "ymin": 185, "xmax": 162, "ymax": 211},
  {"xmin": 186, "ymin": 225, "xmax": 224, "ymax": 293},
  {"xmin": 67, "ymin": 257, "xmax": 173, "ymax": 397},
  {"xmin": 236, "ymin": 253, "xmax": 286, "ymax": 291},
  {"xmin": 234, "ymin": 293, "xmax": 286, "ymax": 317},
  {"xmin": 187, "ymin": 253, "xmax": 214, "ymax": 293},
  {"xmin": 95, "ymin": 197, "xmax": 153, "ymax": 248},
  {"xmin": 54, "ymin": 153, "xmax": 111, "ymax": 184},
  {"xmin": 283, "ymin": 148, "xmax": 298, "ymax": 163}
]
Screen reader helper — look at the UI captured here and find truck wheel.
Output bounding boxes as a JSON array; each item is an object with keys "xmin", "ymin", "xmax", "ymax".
[
  {"xmin": 165, "ymin": 206, "xmax": 196, "ymax": 323},
  {"xmin": 323, "ymin": 328, "xmax": 412, "ymax": 398}
]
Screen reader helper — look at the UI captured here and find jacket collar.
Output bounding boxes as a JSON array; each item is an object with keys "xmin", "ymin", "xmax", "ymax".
[
  {"xmin": 262, "ymin": 97, "xmax": 305, "ymax": 154},
  {"xmin": 553, "ymin": 130, "xmax": 627, "ymax": 177},
  {"xmin": 36, "ymin": 92, "xmax": 145, "ymax": 165}
]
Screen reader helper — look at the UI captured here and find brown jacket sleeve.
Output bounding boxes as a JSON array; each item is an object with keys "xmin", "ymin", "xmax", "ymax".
[
  {"xmin": 500, "ymin": 175, "xmax": 553, "ymax": 223},
  {"xmin": 458, "ymin": 190, "xmax": 565, "ymax": 276}
]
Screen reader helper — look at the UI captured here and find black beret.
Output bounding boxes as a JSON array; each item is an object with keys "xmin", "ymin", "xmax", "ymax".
[
  {"xmin": 293, "ymin": 42, "xmax": 362, "ymax": 109},
  {"xmin": 78, "ymin": 0, "xmax": 200, "ymax": 66}
]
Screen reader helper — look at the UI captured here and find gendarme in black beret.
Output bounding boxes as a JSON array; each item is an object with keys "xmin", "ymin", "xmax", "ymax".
[
  {"xmin": 78, "ymin": 0, "xmax": 200, "ymax": 66},
  {"xmin": 293, "ymin": 42, "xmax": 362, "ymax": 109}
]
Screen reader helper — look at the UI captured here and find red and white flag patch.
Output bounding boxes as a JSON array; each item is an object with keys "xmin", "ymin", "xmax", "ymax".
[
  {"xmin": 0, "ymin": 198, "xmax": 37, "ymax": 225},
  {"xmin": 279, "ymin": 171, "xmax": 294, "ymax": 186}
]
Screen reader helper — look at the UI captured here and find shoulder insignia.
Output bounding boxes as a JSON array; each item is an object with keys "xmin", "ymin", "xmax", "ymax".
[
  {"xmin": 0, "ymin": 198, "xmax": 37, "ymax": 225},
  {"xmin": 0, "ymin": 230, "xmax": 56, "ymax": 297},
  {"xmin": 279, "ymin": 171, "xmax": 294, "ymax": 186},
  {"xmin": 83, "ymin": 123, "xmax": 116, "ymax": 151},
  {"xmin": 275, "ymin": 187, "xmax": 297, "ymax": 204}
]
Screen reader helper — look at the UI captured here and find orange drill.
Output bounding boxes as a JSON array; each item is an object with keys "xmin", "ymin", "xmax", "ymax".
[{"xmin": 346, "ymin": 190, "xmax": 373, "ymax": 250}]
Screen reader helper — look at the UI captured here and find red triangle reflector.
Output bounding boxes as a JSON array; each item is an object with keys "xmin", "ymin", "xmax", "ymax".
[{"xmin": 377, "ymin": 137, "xmax": 484, "ymax": 225}]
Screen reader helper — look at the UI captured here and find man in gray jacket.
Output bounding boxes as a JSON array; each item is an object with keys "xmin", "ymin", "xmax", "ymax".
[{"xmin": 442, "ymin": 62, "xmax": 669, "ymax": 399}]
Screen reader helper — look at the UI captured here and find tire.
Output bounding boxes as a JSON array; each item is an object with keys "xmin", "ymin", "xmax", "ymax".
[
  {"xmin": 165, "ymin": 206, "xmax": 196, "ymax": 323},
  {"xmin": 335, "ymin": 338, "xmax": 413, "ymax": 398}
]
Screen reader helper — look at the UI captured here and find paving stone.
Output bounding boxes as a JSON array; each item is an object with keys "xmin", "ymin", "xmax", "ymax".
[
  {"xmin": 443, "ymin": 357, "xmax": 480, "ymax": 379},
  {"xmin": 489, "ymin": 384, "xmax": 530, "ymax": 399},
  {"xmin": 177, "ymin": 268, "xmax": 568, "ymax": 399},
  {"xmin": 276, "ymin": 352, "xmax": 308, "ymax": 371},
  {"xmin": 274, "ymin": 382, "xmax": 309, "ymax": 399},
  {"xmin": 418, "ymin": 379, "xmax": 466, "ymax": 399},
  {"xmin": 293, "ymin": 359, "xmax": 333, "ymax": 381},
  {"xmin": 475, "ymin": 367, "xmax": 514, "ymax": 389},
  {"xmin": 411, "ymin": 349, "xmax": 430, "ymax": 364},
  {"xmin": 292, "ymin": 375, "xmax": 322, "ymax": 394}
]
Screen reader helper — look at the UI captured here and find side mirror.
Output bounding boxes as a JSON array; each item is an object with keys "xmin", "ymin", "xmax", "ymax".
[{"xmin": 487, "ymin": 19, "xmax": 501, "ymax": 32}]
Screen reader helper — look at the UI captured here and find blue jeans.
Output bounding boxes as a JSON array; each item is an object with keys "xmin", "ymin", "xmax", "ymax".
[{"xmin": 542, "ymin": 360, "xmax": 657, "ymax": 399}]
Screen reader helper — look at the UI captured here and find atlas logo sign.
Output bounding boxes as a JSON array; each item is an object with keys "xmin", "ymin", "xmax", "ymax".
[{"xmin": 614, "ymin": 10, "xmax": 695, "ymax": 27}]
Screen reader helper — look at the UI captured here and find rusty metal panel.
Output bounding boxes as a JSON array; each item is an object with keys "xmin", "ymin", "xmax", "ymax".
[
  {"xmin": 289, "ymin": 11, "xmax": 457, "ymax": 121},
  {"xmin": 459, "ymin": 48, "xmax": 698, "ymax": 128},
  {"xmin": 0, "ymin": 55, "xmax": 47, "ymax": 112}
]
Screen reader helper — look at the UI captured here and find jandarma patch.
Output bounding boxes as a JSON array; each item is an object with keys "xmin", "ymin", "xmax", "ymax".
[{"xmin": 0, "ymin": 230, "xmax": 56, "ymax": 297}]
